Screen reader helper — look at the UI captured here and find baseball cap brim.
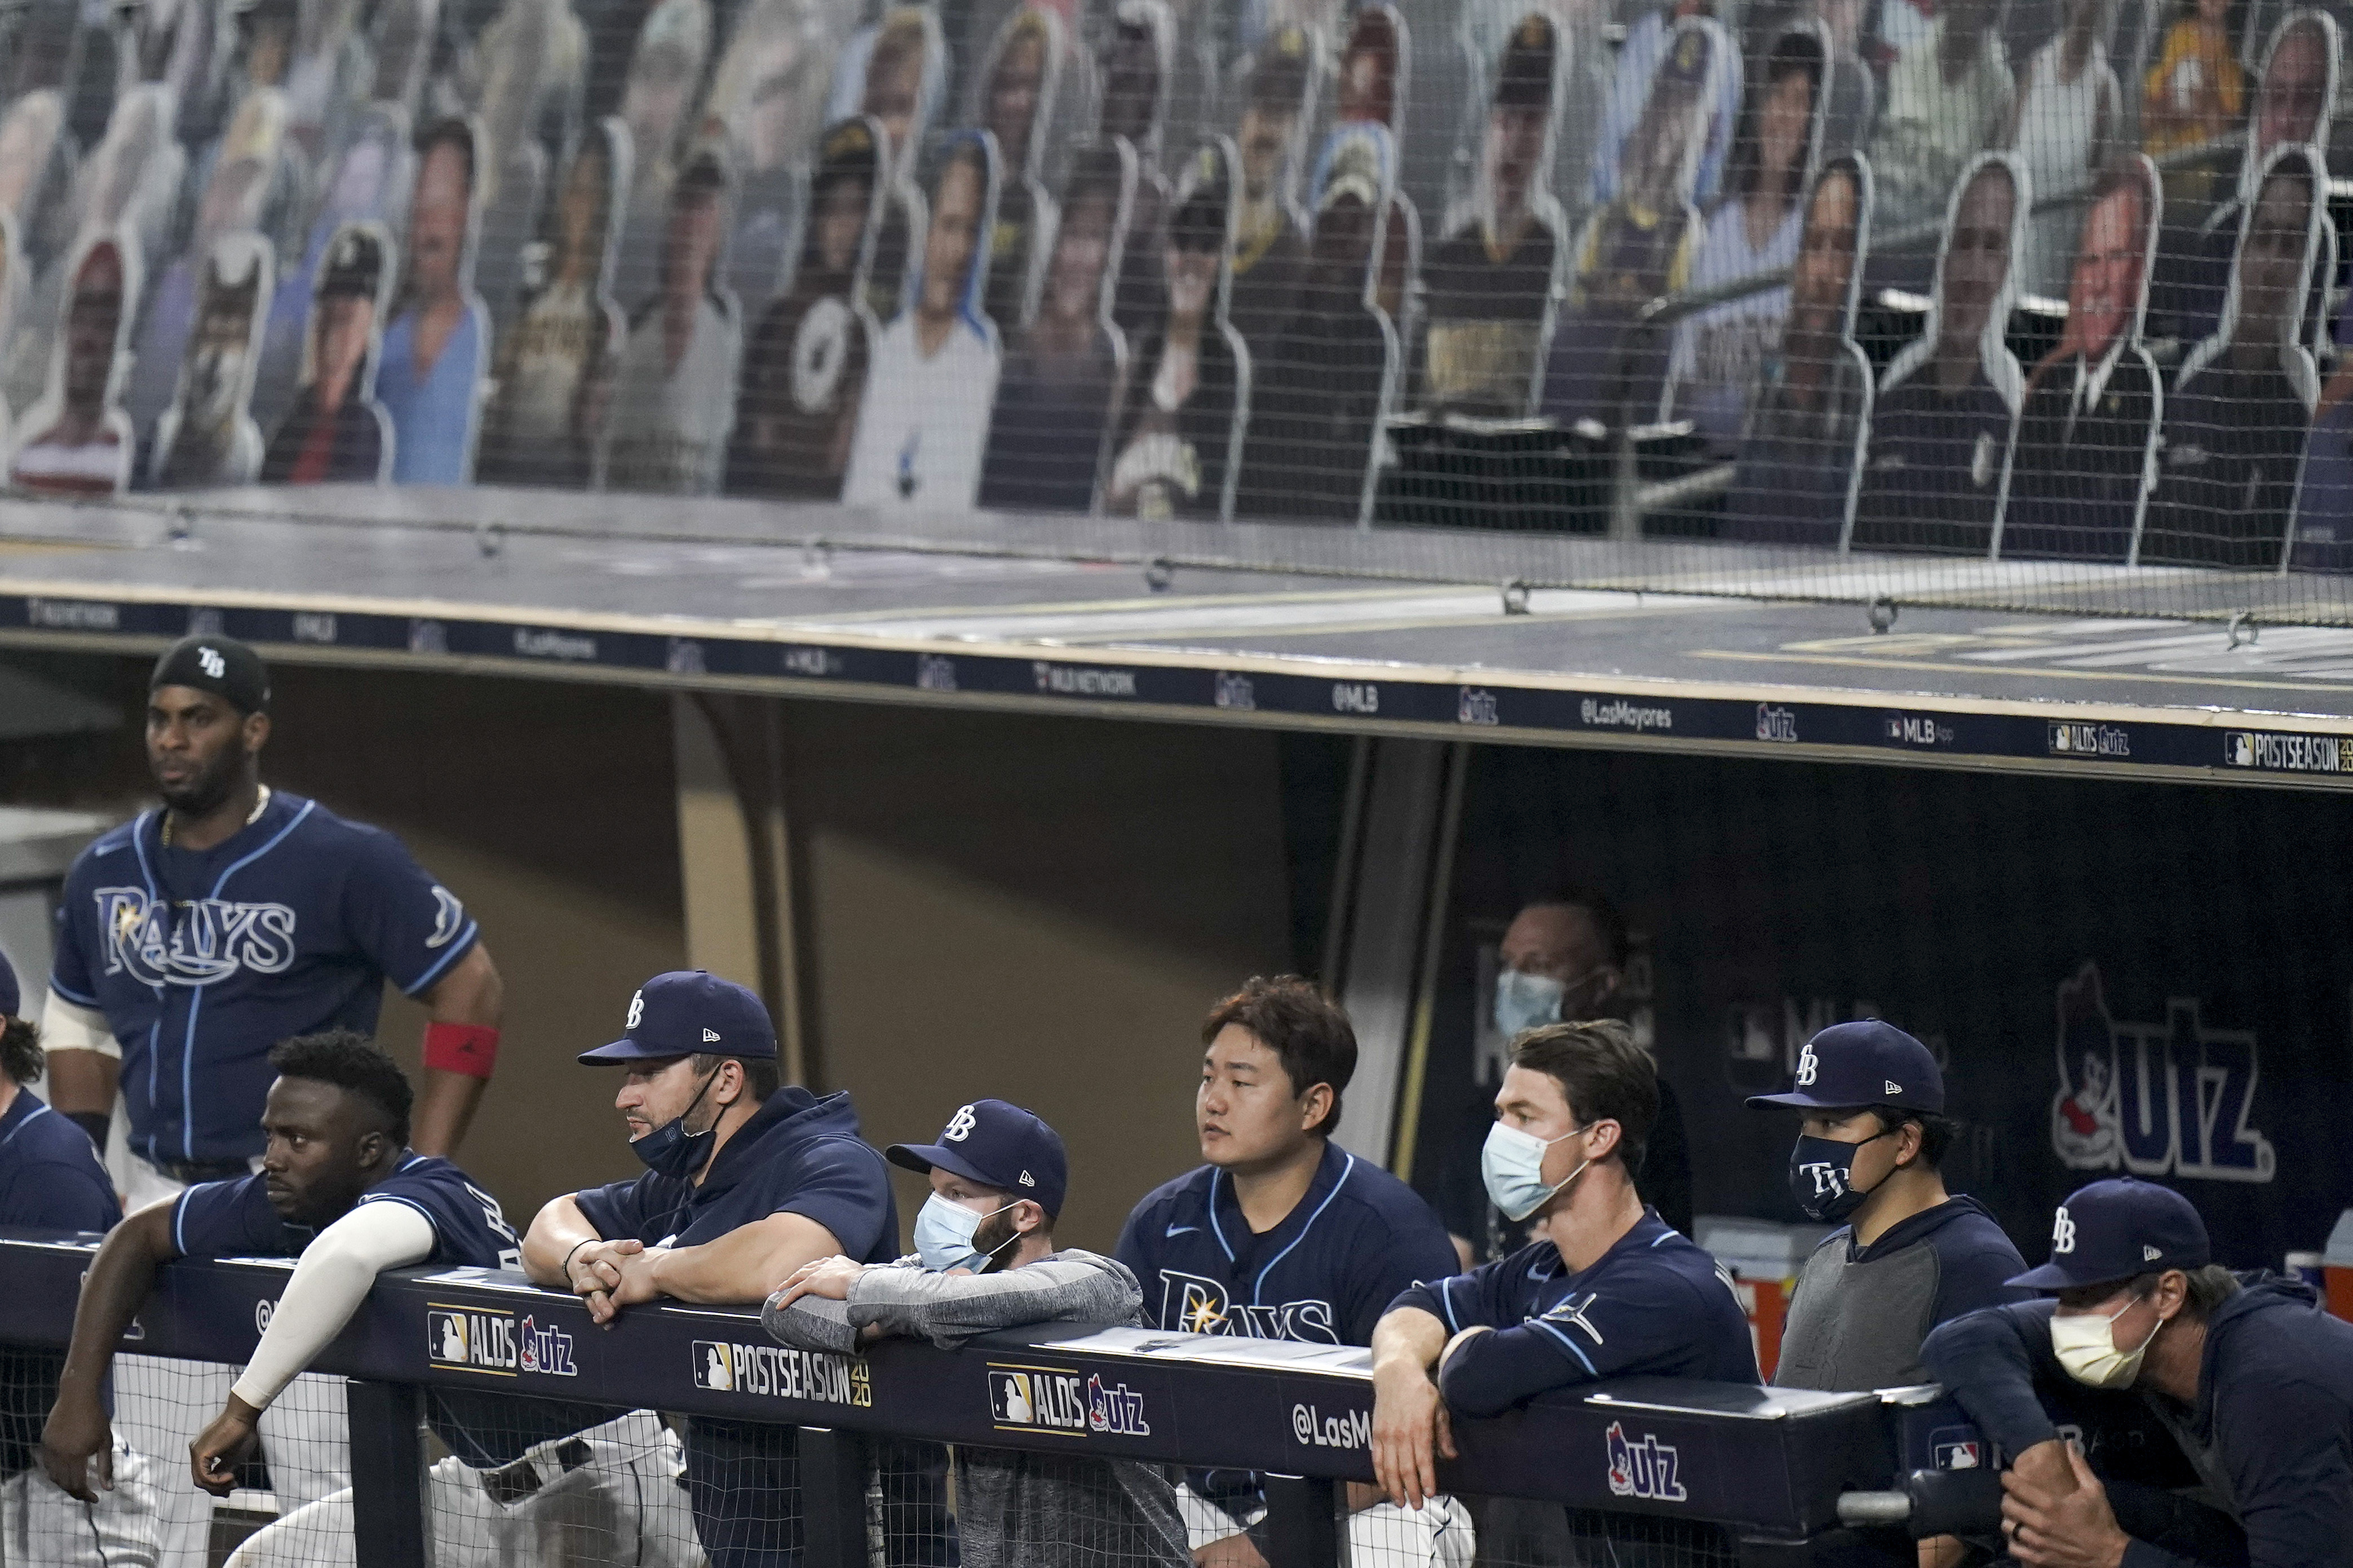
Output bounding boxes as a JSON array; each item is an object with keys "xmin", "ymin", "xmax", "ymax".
[
  {"xmin": 577, "ymin": 1038, "xmax": 687, "ymax": 1064},
  {"xmin": 2005, "ymin": 1260, "xmax": 2134, "ymax": 1291},
  {"xmin": 1744, "ymin": 1089, "xmax": 1854, "ymax": 1109},
  {"xmin": 886, "ymin": 1141, "xmax": 1000, "ymax": 1190}
]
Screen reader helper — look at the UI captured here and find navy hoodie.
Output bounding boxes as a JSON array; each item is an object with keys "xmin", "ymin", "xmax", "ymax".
[
  {"xmin": 1775, "ymin": 1194, "xmax": 2029, "ymax": 1392},
  {"xmin": 1923, "ymin": 1273, "xmax": 2353, "ymax": 1567}
]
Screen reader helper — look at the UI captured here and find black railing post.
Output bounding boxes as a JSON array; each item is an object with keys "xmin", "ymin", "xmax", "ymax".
[
  {"xmin": 346, "ymin": 1380, "xmax": 426, "ymax": 1568},
  {"xmin": 797, "ymin": 1425, "xmax": 868, "ymax": 1568},
  {"xmin": 1262, "ymin": 1474, "xmax": 1342, "ymax": 1568}
]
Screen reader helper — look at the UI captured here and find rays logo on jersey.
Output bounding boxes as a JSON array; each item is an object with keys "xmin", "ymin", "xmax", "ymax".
[
  {"xmin": 1157, "ymin": 1269, "xmax": 1339, "ymax": 1342},
  {"xmin": 95, "ymin": 887, "xmax": 297, "ymax": 986},
  {"xmin": 427, "ymin": 1306, "xmax": 578, "ymax": 1377},
  {"xmin": 1605, "ymin": 1420, "xmax": 1688, "ymax": 1503},
  {"xmin": 425, "ymin": 887, "xmax": 468, "ymax": 949}
]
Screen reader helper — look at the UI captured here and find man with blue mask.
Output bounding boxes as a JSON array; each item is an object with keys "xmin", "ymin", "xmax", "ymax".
[
  {"xmin": 1370, "ymin": 1020, "xmax": 1754, "ymax": 1513},
  {"xmin": 763, "ymin": 1099, "xmax": 1189, "ymax": 1567},
  {"xmin": 1745, "ymin": 1020, "xmax": 2025, "ymax": 1392},
  {"xmin": 1453, "ymin": 896, "xmax": 1691, "ymax": 1248},
  {"xmin": 520, "ymin": 971, "xmax": 945, "ymax": 1568},
  {"xmin": 1926, "ymin": 1178, "xmax": 2353, "ymax": 1568}
]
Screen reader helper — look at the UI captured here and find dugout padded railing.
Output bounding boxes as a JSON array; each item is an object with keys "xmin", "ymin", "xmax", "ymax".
[{"xmin": 0, "ymin": 1232, "xmax": 1933, "ymax": 1566}]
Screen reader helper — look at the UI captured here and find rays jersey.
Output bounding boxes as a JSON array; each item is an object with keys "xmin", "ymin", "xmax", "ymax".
[
  {"xmin": 52, "ymin": 792, "xmax": 479, "ymax": 1166},
  {"xmin": 1114, "ymin": 1142, "xmax": 1458, "ymax": 1346}
]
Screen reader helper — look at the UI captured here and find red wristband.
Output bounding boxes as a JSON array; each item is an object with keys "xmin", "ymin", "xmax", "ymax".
[{"xmin": 423, "ymin": 1022, "xmax": 500, "ymax": 1079}]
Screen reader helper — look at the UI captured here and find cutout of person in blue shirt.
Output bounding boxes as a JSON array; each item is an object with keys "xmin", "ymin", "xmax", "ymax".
[
  {"xmin": 377, "ymin": 117, "xmax": 488, "ymax": 484},
  {"xmin": 1372, "ymin": 1020, "xmax": 1755, "ymax": 1513}
]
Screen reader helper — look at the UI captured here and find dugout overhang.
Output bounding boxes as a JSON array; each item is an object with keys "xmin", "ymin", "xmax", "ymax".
[{"xmin": 5, "ymin": 485, "xmax": 2353, "ymax": 789}]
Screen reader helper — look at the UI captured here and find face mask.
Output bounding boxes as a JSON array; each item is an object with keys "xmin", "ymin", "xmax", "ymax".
[
  {"xmin": 630, "ymin": 1065, "xmax": 724, "ymax": 1180},
  {"xmin": 1481, "ymin": 1120, "xmax": 1590, "ymax": 1222},
  {"xmin": 2051, "ymin": 1294, "xmax": 2162, "ymax": 1388},
  {"xmin": 1787, "ymin": 1131, "xmax": 1896, "ymax": 1224},
  {"xmin": 913, "ymin": 1193, "xmax": 1020, "ymax": 1272},
  {"xmin": 1493, "ymin": 969, "xmax": 1565, "ymax": 1038}
]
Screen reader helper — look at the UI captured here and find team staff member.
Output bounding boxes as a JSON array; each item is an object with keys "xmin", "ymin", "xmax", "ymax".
[
  {"xmin": 766, "ymin": 1099, "xmax": 1189, "ymax": 1568},
  {"xmin": 520, "ymin": 971, "xmax": 935, "ymax": 1568},
  {"xmin": 1370, "ymin": 1020, "xmax": 1756, "ymax": 1512},
  {"xmin": 43, "ymin": 634, "xmax": 503, "ymax": 1197},
  {"xmin": 1924, "ymin": 1178, "xmax": 2353, "ymax": 1568},
  {"xmin": 1114, "ymin": 976, "xmax": 1465, "ymax": 1567},
  {"xmin": 38, "ymin": 1035, "xmax": 522, "ymax": 1507},
  {"xmin": 0, "ymin": 951, "xmax": 149, "ymax": 1568},
  {"xmin": 1746, "ymin": 1021, "xmax": 2027, "ymax": 1390}
]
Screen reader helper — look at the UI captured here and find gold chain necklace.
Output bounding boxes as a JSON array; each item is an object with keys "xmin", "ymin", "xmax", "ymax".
[{"xmin": 161, "ymin": 785, "xmax": 271, "ymax": 848}]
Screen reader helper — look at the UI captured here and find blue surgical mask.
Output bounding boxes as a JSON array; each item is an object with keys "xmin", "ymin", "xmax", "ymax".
[
  {"xmin": 630, "ymin": 1065, "xmax": 723, "ymax": 1181},
  {"xmin": 1493, "ymin": 969, "xmax": 1566, "ymax": 1038},
  {"xmin": 1481, "ymin": 1119, "xmax": 1591, "ymax": 1222},
  {"xmin": 913, "ymin": 1193, "xmax": 1020, "ymax": 1272}
]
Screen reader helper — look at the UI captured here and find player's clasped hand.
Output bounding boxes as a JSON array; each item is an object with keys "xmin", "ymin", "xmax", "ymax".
[
  {"xmin": 191, "ymin": 1396, "xmax": 264, "ymax": 1498},
  {"xmin": 565, "ymin": 1237, "xmax": 644, "ymax": 1324},
  {"xmin": 37, "ymin": 1392, "xmax": 115, "ymax": 1501},
  {"xmin": 1999, "ymin": 1445, "xmax": 2131, "ymax": 1568}
]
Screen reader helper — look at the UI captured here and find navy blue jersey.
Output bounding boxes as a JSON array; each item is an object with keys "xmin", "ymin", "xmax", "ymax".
[
  {"xmin": 52, "ymin": 792, "xmax": 479, "ymax": 1167},
  {"xmin": 171, "ymin": 1152, "xmax": 521, "ymax": 1268},
  {"xmin": 1394, "ymin": 1209, "xmax": 1759, "ymax": 1418},
  {"xmin": 0, "ymin": 1088, "xmax": 120, "ymax": 1233},
  {"xmin": 1115, "ymin": 1142, "xmax": 1461, "ymax": 1346},
  {"xmin": 576, "ymin": 1087, "xmax": 898, "ymax": 1263}
]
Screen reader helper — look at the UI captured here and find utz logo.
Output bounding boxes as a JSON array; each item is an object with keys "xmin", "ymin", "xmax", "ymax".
[
  {"xmin": 1086, "ymin": 1374, "xmax": 1151, "ymax": 1436},
  {"xmin": 1755, "ymin": 704, "xmax": 1798, "ymax": 743},
  {"xmin": 1214, "ymin": 671, "xmax": 1256, "ymax": 711},
  {"xmin": 1605, "ymin": 1421, "xmax": 1688, "ymax": 1503},
  {"xmin": 1457, "ymin": 687, "xmax": 1501, "ymax": 727},
  {"xmin": 2050, "ymin": 962, "xmax": 2274, "ymax": 1182}
]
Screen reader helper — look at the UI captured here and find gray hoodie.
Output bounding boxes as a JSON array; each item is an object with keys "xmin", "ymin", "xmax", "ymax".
[{"xmin": 763, "ymin": 1248, "xmax": 1189, "ymax": 1568}]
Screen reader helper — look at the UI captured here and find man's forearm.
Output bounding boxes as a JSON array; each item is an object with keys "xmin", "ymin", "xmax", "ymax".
[
  {"xmin": 411, "ymin": 1070, "xmax": 486, "ymax": 1157},
  {"xmin": 1372, "ymin": 1308, "xmax": 1449, "ymax": 1376},
  {"xmin": 649, "ymin": 1216, "xmax": 842, "ymax": 1305},
  {"xmin": 43, "ymin": 1048, "xmax": 119, "ymax": 1122},
  {"xmin": 521, "ymin": 1197, "xmax": 600, "ymax": 1287},
  {"xmin": 413, "ymin": 946, "xmax": 503, "ymax": 1155},
  {"xmin": 56, "ymin": 1207, "xmax": 174, "ymax": 1404}
]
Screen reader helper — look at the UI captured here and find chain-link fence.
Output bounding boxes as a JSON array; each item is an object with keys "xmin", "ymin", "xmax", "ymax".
[{"xmin": 8, "ymin": 0, "xmax": 2353, "ymax": 625}]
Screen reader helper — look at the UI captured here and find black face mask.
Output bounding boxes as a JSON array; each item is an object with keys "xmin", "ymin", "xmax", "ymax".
[{"xmin": 1788, "ymin": 1130, "xmax": 1897, "ymax": 1224}]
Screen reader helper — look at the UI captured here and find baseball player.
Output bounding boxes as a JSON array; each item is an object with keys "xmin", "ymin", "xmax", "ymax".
[
  {"xmin": 1114, "ymin": 976, "xmax": 1469, "ymax": 1568},
  {"xmin": 37, "ymin": 634, "xmax": 504, "ymax": 1568},
  {"xmin": 0, "ymin": 949, "xmax": 158, "ymax": 1568},
  {"xmin": 38, "ymin": 1032, "xmax": 691, "ymax": 1568},
  {"xmin": 521, "ymin": 971, "xmax": 946, "ymax": 1568}
]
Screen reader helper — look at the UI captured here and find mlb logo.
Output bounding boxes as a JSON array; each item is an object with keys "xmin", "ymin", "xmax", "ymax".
[
  {"xmin": 988, "ymin": 1371, "xmax": 1035, "ymax": 1425},
  {"xmin": 1934, "ymin": 1440, "xmax": 1982, "ymax": 1470},
  {"xmin": 2228, "ymin": 733, "xmax": 2254, "ymax": 767},
  {"xmin": 692, "ymin": 1341, "xmax": 735, "ymax": 1392},
  {"xmin": 428, "ymin": 1310, "xmax": 467, "ymax": 1365}
]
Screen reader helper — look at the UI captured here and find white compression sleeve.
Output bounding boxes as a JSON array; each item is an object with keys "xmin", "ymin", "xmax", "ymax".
[
  {"xmin": 228, "ymin": 1201, "xmax": 437, "ymax": 1410},
  {"xmin": 39, "ymin": 989, "xmax": 118, "ymax": 1057}
]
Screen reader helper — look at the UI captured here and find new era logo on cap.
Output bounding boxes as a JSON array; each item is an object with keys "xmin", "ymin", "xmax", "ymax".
[
  {"xmin": 2144, "ymin": 1244, "xmax": 2161, "ymax": 1261},
  {"xmin": 1885, "ymin": 1080, "xmax": 1903, "ymax": 1095},
  {"xmin": 702, "ymin": 1029, "xmax": 721, "ymax": 1042},
  {"xmin": 1019, "ymin": 1171, "xmax": 1035, "ymax": 1186}
]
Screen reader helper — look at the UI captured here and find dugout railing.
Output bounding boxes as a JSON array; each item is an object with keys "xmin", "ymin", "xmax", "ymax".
[{"xmin": 0, "ymin": 1232, "xmax": 1973, "ymax": 1567}]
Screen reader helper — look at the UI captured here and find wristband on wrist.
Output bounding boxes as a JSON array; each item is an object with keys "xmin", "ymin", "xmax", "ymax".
[{"xmin": 422, "ymin": 1021, "xmax": 499, "ymax": 1078}]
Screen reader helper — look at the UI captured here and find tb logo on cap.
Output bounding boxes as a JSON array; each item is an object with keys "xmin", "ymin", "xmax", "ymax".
[
  {"xmin": 626, "ymin": 990, "xmax": 645, "ymax": 1030},
  {"xmin": 2052, "ymin": 1207, "xmax": 2077, "ymax": 1255},
  {"xmin": 945, "ymin": 1105, "xmax": 978, "ymax": 1142},
  {"xmin": 197, "ymin": 646, "xmax": 227, "ymax": 679},
  {"xmin": 1795, "ymin": 1042, "xmax": 1819, "ymax": 1088}
]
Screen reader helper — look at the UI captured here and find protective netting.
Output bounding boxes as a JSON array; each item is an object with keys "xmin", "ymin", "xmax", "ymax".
[
  {"xmin": 1456, "ymin": 1498, "xmax": 1740, "ymax": 1567},
  {"xmin": 5, "ymin": 0, "xmax": 2353, "ymax": 619}
]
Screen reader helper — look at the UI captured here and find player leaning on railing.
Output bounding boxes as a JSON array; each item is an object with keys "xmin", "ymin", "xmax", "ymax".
[
  {"xmin": 0, "ymin": 949, "xmax": 147, "ymax": 1568},
  {"xmin": 766, "ymin": 1098, "xmax": 1189, "ymax": 1568}
]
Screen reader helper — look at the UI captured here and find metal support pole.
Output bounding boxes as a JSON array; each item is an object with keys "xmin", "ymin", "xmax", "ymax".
[
  {"xmin": 797, "ymin": 1425, "xmax": 868, "ymax": 1568},
  {"xmin": 1263, "ymin": 1474, "xmax": 1342, "ymax": 1568},
  {"xmin": 347, "ymin": 1380, "xmax": 427, "ymax": 1568}
]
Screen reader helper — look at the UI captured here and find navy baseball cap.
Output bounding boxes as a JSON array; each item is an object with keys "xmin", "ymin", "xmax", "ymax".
[
  {"xmin": 2009, "ymin": 1177, "xmax": 2212, "ymax": 1291},
  {"xmin": 888, "ymin": 1099, "xmax": 1069, "ymax": 1217},
  {"xmin": 1745, "ymin": 1020, "xmax": 1945, "ymax": 1114},
  {"xmin": 578, "ymin": 971, "xmax": 779, "ymax": 1064},
  {"xmin": 0, "ymin": 947, "xmax": 17, "ymax": 1020}
]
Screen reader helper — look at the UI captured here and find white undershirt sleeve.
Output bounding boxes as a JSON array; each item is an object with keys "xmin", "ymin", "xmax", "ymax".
[
  {"xmin": 40, "ymin": 989, "xmax": 118, "ymax": 1058},
  {"xmin": 229, "ymin": 1201, "xmax": 437, "ymax": 1410}
]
